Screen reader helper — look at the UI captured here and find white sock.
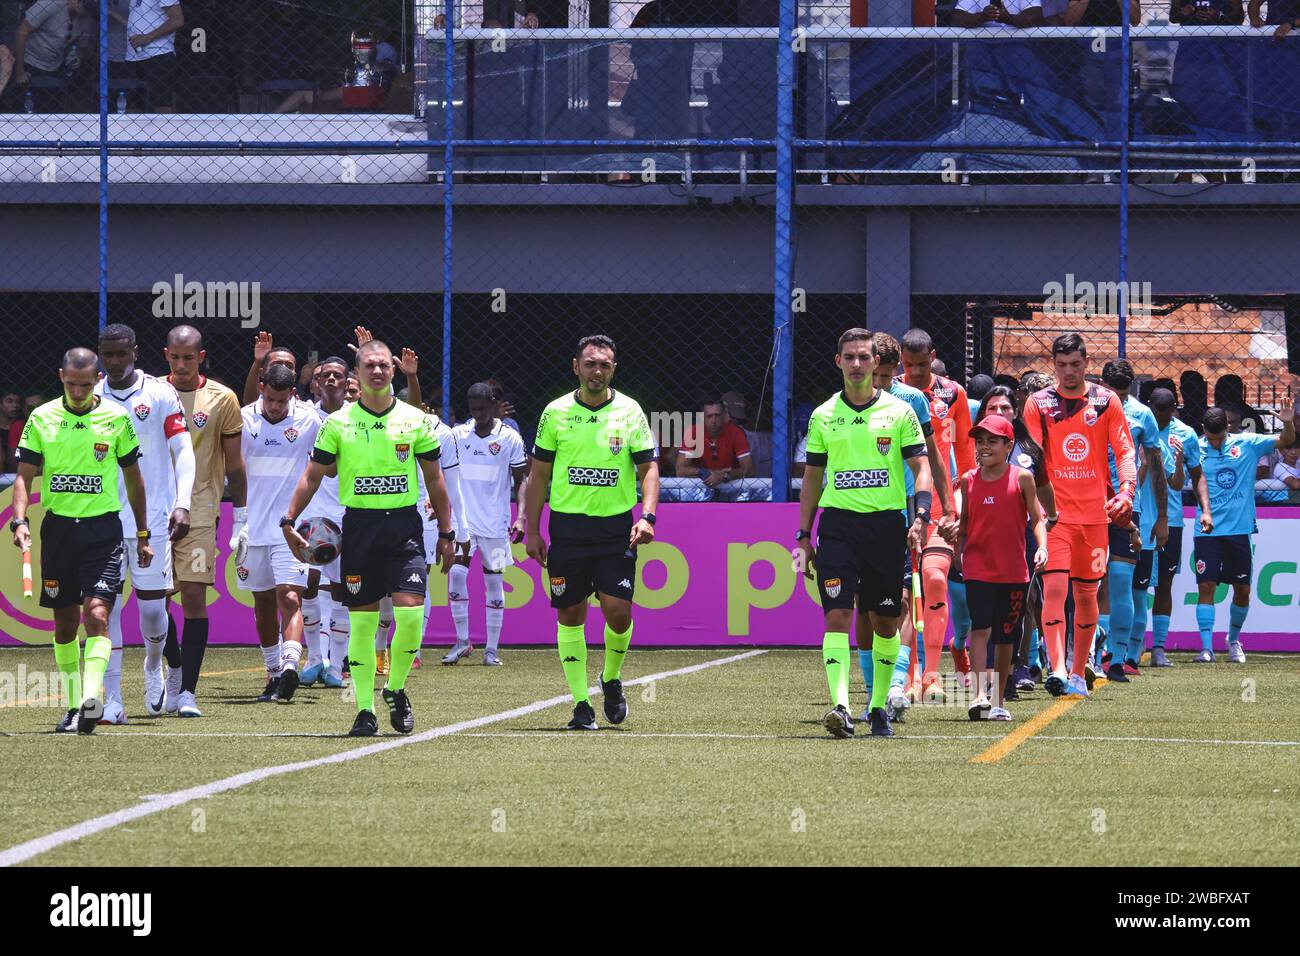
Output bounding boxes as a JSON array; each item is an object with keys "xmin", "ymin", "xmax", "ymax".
[
  {"xmin": 282, "ymin": 639, "xmax": 302, "ymax": 672},
  {"xmin": 262, "ymin": 642, "xmax": 283, "ymax": 678},
  {"xmin": 138, "ymin": 597, "xmax": 168, "ymax": 670},
  {"xmin": 317, "ymin": 596, "xmax": 333, "ymax": 665},
  {"xmin": 485, "ymin": 571, "xmax": 505, "ymax": 653},
  {"xmin": 377, "ymin": 595, "xmax": 393, "ymax": 651},
  {"xmin": 328, "ymin": 600, "xmax": 350, "ymax": 678},
  {"xmin": 449, "ymin": 564, "xmax": 470, "ymax": 646},
  {"xmin": 301, "ymin": 596, "xmax": 322, "ymax": 667},
  {"xmin": 106, "ymin": 597, "xmax": 124, "ymax": 705}
]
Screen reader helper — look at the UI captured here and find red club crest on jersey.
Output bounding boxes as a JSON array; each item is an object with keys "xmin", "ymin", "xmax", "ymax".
[
  {"xmin": 1196, "ymin": 559, "xmax": 1207, "ymax": 575},
  {"xmin": 489, "ymin": 441, "xmax": 501, "ymax": 456},
  {"xmin": 284, "ymin": 428, "xmax": 299, "ymax": 443},
  {"xmin": 345, "ymin": 575, "xmax": 362, "ymax": 594},
  {"xmin": 877, "ymin": 436, "xmax": 892, "ymax": 456},
  {"xmin": 192, "ymin": 411, "xmax": 209, "ymax": 428},
  {"xmin": 236, "ymin": 566, "xmax": 249, "ymax": 581},
  {"xmin": 134, "ymin": 403, "xmax": 150, "ymax": 421},
  {"xmin": 609, "ymin": 436, "xmax": 624, "ymax": 456},
  {"xmin": 1229, "ymin": 445, "xmax": 1242, "ymax": 458},
  {"xmin": 395, "ymin": 443, "xmax": 410, "ymax": 463},
  {"xmin": 93, "ymin": 442, "xmax": 109, "ymax": 462},
  {"xmin": 933, "ymin": 399, "xmax": 949, "ymax": 419},
  {"xmin": 1083, "ymin": 407, "xmax": 1098, "ymax": 426}
]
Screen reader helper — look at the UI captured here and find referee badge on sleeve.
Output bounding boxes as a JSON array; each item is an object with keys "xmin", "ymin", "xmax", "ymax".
[
  {"xmin": 345, "ymin": 574, "xmax": 362, "ymax": 595},
  {"xmin": 395, "ymin": 443, "xmax": 410, "ymax": 463},
  {"xmin": 876, "ymin": 436, "xmax": 891, "ymax": 456},
  {"xmin": 93, "ymin": 442, "xmax": 109, "ymax": 462}
]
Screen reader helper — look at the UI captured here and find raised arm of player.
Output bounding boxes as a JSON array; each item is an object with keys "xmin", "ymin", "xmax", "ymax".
[
  {"xmin": 242, "ymin": 331, "xmax": 275, "ymax": 406},
  {"xmin": 398, "ymin": 348, "xmax": 421, "ymax": 408},
  {"xmin": 1273, "ymin": 403, "xmax": 1296, "ymax": 450},
  {"xmin": 122, "ymin": 460, "xmax": 154, "ymax": 569},
  {"xmin": 418, "ymin": 456, "xmax": 455, "ymax": 574},
  {"xmin": 631, "ymin": 459, "xmax": 660, "ymax": 548},
  {"xmin": 524, "ymin": 456, "xmax": 553, "ymax": 566}
]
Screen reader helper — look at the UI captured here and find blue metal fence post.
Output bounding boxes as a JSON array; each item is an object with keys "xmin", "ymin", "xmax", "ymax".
[
  {"xmin": 98, "ymin": 0, "xmax": 109, "ymax": 333},
  {"xmin": 441, "ymin": 8, "xmax": 455, "ymax": 418},
  {"xmin": 771, "ymin": 0, "xmax": 795, "ymax": 503},
  {"xmin": 1118, "ymin": 16, "xmax": 1131, "ymax": 358}
]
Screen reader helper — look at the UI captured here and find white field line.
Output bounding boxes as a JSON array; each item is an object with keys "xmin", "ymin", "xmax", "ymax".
[{"xmin": 0, "ymin": 649, "xmax": 766, "ymax": 867}]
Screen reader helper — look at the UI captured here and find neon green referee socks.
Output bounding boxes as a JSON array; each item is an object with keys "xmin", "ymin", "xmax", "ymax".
[
  {"xmin": 557, "ymin": 623, "xmax": 589, "ymax": 703},
  {"xmin": 53, "ymin": 638, "xmax": 82, "ymax": 710},
  {"xmin": 602, "ymin": 621, "xmax": 632, "ymax": 683},
  {"xmin": 823, "ymin": 631, "xmax": 851, "ymax": 710},
  {"xmin": 347, "ymin": 610, "xmax": 380, "ymax": 713},
  {"xmin": 385, "ymin": 605, "xmax": 424, "ymax": 691},
  {"xmin": 870, "ymin": 633, "xmax": 901, "ymax": 712},
  {"xmin": 82, "ymin": 635, "xmax": 111, "ymax": 707}
]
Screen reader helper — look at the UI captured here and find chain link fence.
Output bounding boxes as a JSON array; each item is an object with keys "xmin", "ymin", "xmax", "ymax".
[{"xmin": 3, "ymin": 0, "xmax": 1298, "ymax": 501}]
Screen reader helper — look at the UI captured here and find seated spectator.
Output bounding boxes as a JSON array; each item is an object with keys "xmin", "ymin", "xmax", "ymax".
[
  {"xmin": 1065, "ymin": 0, "xmax": 1141, "ymax": 24},
  {"xmin": 677, "ymin": 398, "xmax": 755, "ymax": 496},
  {"xmin": 720, "ymin": 389, "xmax": 773, "ymax": 478},
  {"xmin": 951, "ymin": 0, "xmax": 1044, "ymax": 28},
  {"xmin": 2, "ymin": 0, "xmax": 94, "ymax": 111},
  {"xmin": 0, "ymin": 391, "xmax": 20, "ymax": 489},
  {"xmin": 125, "ymin": 0, "xmax": 184, "ymax": 113},
  {"xmin": 107, "ymin": 0, "xmax": 130, "ymax": 80},
  {"xmin": 276, "ymin": 26, "xmax": 399, "ymax": 114},
  {"xmin": 1273, "ymin": 438, "xmax": 1300, "ymax": 490}
]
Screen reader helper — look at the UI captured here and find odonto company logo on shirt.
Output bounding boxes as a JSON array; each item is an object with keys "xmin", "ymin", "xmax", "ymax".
[{"xmin": 1063, "ymin": 433, "xmax": 1090, "ymax": 463}]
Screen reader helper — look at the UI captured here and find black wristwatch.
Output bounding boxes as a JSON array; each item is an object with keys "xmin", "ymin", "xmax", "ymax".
[
  {"xmin": 279, "ymin": 514, "xmax": 295, "ymax": 528},
  {"xmin": 795, "ymin": 529, "xmax": 811, "ymax": 542},
  {"xmin": 438, "ymin": 529, "xmax": 456, "ymax": 541},
  {"xmin": 9, "ymin": 517, "xmax": 28, "ymax": 533},
  {"xmin": 641, "ymin": 512, "xmax": 656, "ymax": 527}
]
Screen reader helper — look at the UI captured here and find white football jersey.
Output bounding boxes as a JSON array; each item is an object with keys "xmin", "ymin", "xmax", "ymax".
[
  {"xmin": 417, "ymin": 412, "xmax": 460, "ymax": 504},
  {"xmin": 241, "ymin": 399, "xmax": 321, "ymax": 546},
  {"xmin": 300, "ymin": 400, "xmax": 346, "ymax": 524},
  {"xmin": 454, "ymin": 419, "xmax": 526, "ymax": 538},
  {"xmin": 94, "ymin": 370, "xmax": 187, "ymax": 536}
]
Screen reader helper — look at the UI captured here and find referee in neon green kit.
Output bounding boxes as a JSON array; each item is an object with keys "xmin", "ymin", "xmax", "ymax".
[
  {"xmin": 283, "ymin": 340, "xmax": 455, "ymax": 737},
  {"xmin": 11, "ymin": 348, "xmax": 152, "ymax": 735}
]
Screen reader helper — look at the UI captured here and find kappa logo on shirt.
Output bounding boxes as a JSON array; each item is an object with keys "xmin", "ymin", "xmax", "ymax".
[
  {"xmin": 93, "ymin": 580, "xmax": 110, "ymax": 591},
  {"xmin": 192, "ymin": 411, "xmax": 208, "ymax": 428},
  {"xmin": 880, "ymin": 597, "xmax": 895, "ymax": 607},
  {"xmin": 406, "ymin": 573, "xmax": 423, "ymax": 584},
  {"xmin": 618, "ymin": 578, "xmax": 632, "ymax": 589},
  {"xmin": 134, "ymin": 403, "xmax": 150, "ymax": 421}
]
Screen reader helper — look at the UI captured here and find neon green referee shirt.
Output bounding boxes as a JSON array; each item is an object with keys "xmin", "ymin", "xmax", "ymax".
[
  {"xmin": 16, "ymin": 397, "xmax": 142, "ymax": 519},
  {"xmin": 311, "ymin": 399, "xmax": 440, "ymax": 509}
]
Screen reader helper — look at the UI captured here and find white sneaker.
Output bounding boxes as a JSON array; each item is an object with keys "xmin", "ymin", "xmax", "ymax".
[
  {"xmin": 163, "ymin": 666, "xmax": 183, "ymax": 714},
  {"xmin": 989, "ymin": 706, "xmax": 1012, "ymax": 721},
  {"xmin": 98, "ymin": 696, "xmax": 128, "ymax": 725},
  {"xmin": 1228, "ymin": 641, "xmax": 1246, "ymax": 664},
  {"xmin": 885, "ymin": 686, "xmax": 910, "ymax": 723},
  {"xmin": 177, "ymin": 691, "xmax": 203, "ymax": 718},
  {"xmin": 144, "ymin": 660, "xmax": 165, "ymax": 717}
]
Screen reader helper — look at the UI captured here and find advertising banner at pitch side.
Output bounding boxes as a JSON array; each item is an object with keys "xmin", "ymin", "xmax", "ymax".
[{"xmin": 2, "ymin": 491, "xmax": 1298, "ymax": 650}]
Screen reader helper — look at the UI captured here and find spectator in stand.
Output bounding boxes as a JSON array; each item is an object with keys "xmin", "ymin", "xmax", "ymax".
[
  {"xmin": 719, "ymin": 390, "xmax": 772, "ymax": 478},
  {"xmin": 107, "ymin": 0, "xmax": 130, "ymax": 80},
  {"xmin": 951, "ymin": 0, "xmax": 1044, "ymax": 28},
  {"xmin": 1214, "ymin": 373, "xmax": 1267, "ymax": 434},
  {"xmin": 1249, "ymin": 0, "xmax": 1300, "ymax": 35},
  {"xmin": 1179, "ymin": 370, "xmax": 1209, "ymax": 433},
  {"xmin": 125, "ymin": 0, "xmax": 184, "ymax": 113},
  {"xmin": 677, "ymin": 398, "xmax": 755, "ymax": 500},
  {"xmin": 1273, "ymin": 438, "xmax": 1300, "ymax": 490},
  {"xmin": 2, "ymin": 0, "xmax": 93, "ymax": 110},
  {"xmin": 0, "ymin": 391, "xmax": 21, "ymax": 488},
  {"xmin": 1172, "ymin": 0, "xmax": 1245, "ymax": 25}
]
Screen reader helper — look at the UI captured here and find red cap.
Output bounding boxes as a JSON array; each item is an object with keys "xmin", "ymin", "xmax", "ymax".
[{"xmin": 970, "ymin": 415, "xmax": 1015, "ymax": 442}]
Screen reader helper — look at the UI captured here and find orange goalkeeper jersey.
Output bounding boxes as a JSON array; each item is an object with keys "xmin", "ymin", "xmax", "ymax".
[
  {"xmin": 901, "ymin": 372, "xmax": 974, "ymax": 517},
  {"xmin": 1022, "ymin": 383, "xmax": 1136, "ymax": 526}
]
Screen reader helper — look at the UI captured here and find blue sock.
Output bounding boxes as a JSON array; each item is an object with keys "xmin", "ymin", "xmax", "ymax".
[
  {"xmin": 949, "ymin": 581, "xmax": 970, "ymax": 651},
  {"xmin": 890, "ymin": 644, "xmax": 912, "ymax": 690},
  {"xmin": 859, "ymin": 649, "xmax": 873, "ymax": 698},
  {"xmin": 1029, "ymin": 628, "xmax": 1042, "ymax": 668},
  {"xmin": 1095, "ymin": 613, "xmax": 1110, "ymax": 666},
  {"xmin": 1130, "ymin": 590, "xmax": 1149, "ymax": 663},
  {"xmin": 1228, "ymin": 603, "xmax": 1249, "ymax": 645},
  {"xmin": 1196, "ymin": 604, "xmax": 1215, "ymax": 653},
  {"xmin": 1107, "ymin": 561, "xmax": 1136, "ymax": 662},
  {"xmin": 1153, "ymin": 614, "xmax": 1171, "ymax": 651}
]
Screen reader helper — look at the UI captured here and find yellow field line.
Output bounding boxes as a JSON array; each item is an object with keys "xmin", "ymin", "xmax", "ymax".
[
  {"xmin": 199, "ymin": 667, "xmax": 265, "ymax": 678},
  {"xmin": 970, "ymin": 695, "xmax": 1083, "ymax": 764}
]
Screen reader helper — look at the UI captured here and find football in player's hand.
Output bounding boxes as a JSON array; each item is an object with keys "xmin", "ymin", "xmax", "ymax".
[{"xmin": 296, "ymin": 517, "xmax": 342, "ymax": 565}]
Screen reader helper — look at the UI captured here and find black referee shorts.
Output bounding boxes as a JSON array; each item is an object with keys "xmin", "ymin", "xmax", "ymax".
[
  {"xmin": 815, "ymin": 507, "xmax": 907, "ymax": 617},
  {"xmin": 546, "ymin": 511, "xmax": 636, "ymax": 609},
  {"xmin": 339, "ymin": 506, "xmax": 427, "ymax": 608},
  {"xmin": 39, "ymin": 512, "xmax": 124, "ymax": 610}
]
